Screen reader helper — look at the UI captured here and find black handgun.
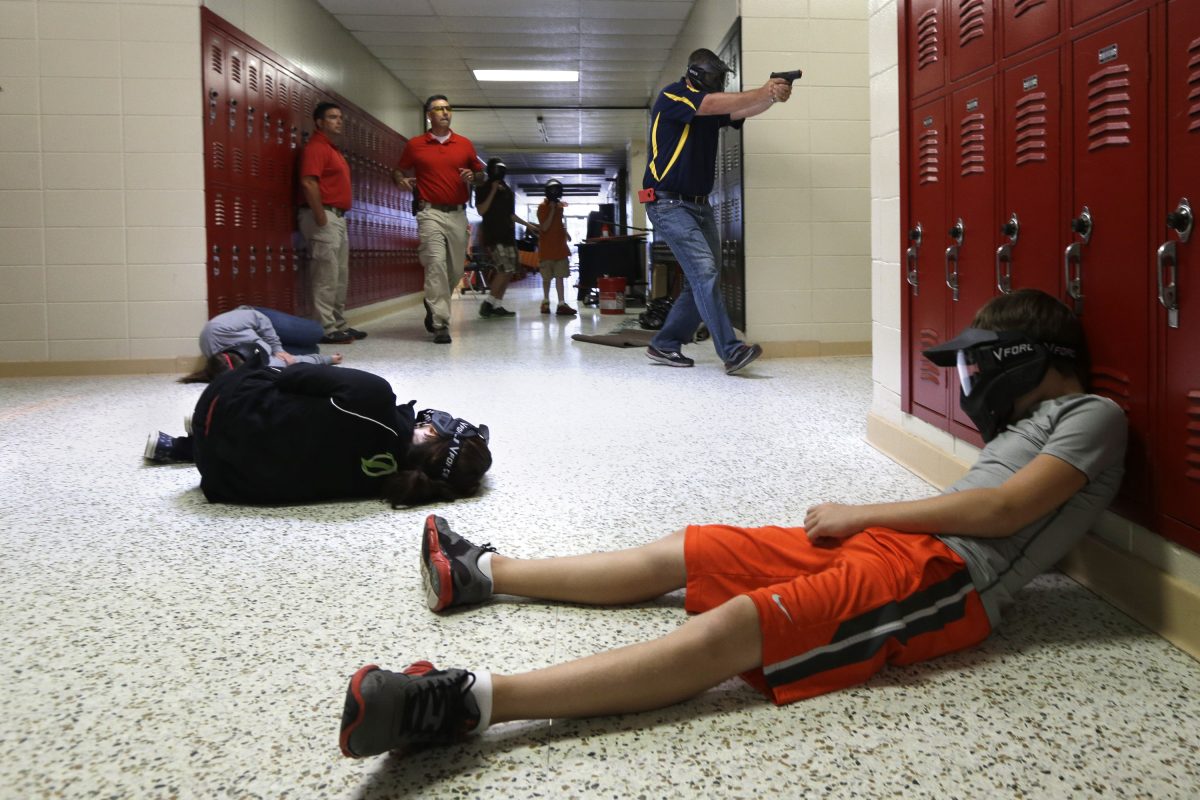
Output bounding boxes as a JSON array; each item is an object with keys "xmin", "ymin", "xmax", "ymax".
[{"xmin": 770, "ymin": 69, "xmax": 804, "ymax": 84}]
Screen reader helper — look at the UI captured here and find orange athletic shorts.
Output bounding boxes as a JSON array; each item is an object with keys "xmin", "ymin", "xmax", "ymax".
[{"xmin": 684, "ymin": 524, "xmax": 992, "ymax": 705}]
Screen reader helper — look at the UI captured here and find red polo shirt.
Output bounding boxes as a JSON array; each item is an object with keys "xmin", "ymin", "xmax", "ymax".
[
  {"xmin": 397, "ymin": 131, "xmax": 482, "ymax": 206},
  {"xmin": 299, "ymin": 130, "xmax": 352, "ymax": 210}
]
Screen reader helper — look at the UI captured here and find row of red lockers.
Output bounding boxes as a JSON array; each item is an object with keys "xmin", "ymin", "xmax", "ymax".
[
  {"xmin": 907, "ymin": 0, "xmax": 1150, "ymax": 99},
  {"xmin": 202, "ymin": 10, "xmax": 422, "ymax": 316}
]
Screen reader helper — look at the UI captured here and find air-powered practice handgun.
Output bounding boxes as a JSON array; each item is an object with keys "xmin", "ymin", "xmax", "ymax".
[{"xmin": 770, "ymin": 69, "xmax": 804, "ymax": 84}]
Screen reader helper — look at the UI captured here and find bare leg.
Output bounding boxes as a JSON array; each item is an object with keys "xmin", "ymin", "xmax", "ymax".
[
  {"xmin": 492, "ymin": 529, "xmax": 686, "ymax": 605},
  {"xmin": 542, "ymin": 276, "xmax": 552, "ymax": 302},
  {"xmin": 491, "ymin": 595, "xmax": 761, "ymax": 722},
  {"xmin": 489, "ymin": 270, "xmax": 512, "ymax": 301},
  {"xmin": 554, "ymin": 276, "xmax": 566, "ymax": 305}
]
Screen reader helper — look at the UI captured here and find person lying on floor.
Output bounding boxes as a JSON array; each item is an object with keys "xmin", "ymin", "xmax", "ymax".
[
  {"xmin": 335, "ymin": 288, "xmax": 1127, "ymax": 759},
  {"xmin": 145, "ymin": 363, "xmax": 492, "ymax": 507},
  {"xmin": 181, "ymin": 305, "xmax": 343, "ymax": 384}
]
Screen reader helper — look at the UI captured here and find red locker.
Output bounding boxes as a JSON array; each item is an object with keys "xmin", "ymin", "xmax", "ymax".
[
  {"xmin": 906, "ymin": 99, "xmax": 951, "ymax": 420},
  {"xmin": 1071, "ymin": 0, "xmax": 1136, "ymax": 26},
  {"xmin": 1156, "ymin": 0, "xmax": 1200, "ymax": 547},
  {"xmin": 908, "ymin": 0, "xmax": 947, "ymax": 99},
  {"xmin": 948, "ymin": 77, "xmax": 999, "ymax": 435},
  {"xmin": 948, "ymin": 0, "xmax": 996, "ymax": 82},
  {"xmin": 1003, "ymin": 0, "xmax": 1061, "ymax": 57},
  {"xmin": 1070, "ymin": 13, "xmax": 1152, "ymax": 513},
  {"xmin": 1000, "ymin": 50, "xmax": 1063, "ymax": 295},
  {"xmin": 202, "ymin": 29, "xmax": 229, "ymax": 186}
]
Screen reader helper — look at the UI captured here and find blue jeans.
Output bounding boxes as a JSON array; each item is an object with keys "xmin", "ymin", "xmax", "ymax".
[
  {"xmin": 647, "ymin": 199, "xmax": 741, "ymax": 361},
  {"xmin": 255, "ymin": 307, "xmax": 324, "ymax": 355}
]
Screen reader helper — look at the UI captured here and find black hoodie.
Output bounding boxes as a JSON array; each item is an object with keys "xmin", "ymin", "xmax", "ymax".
[{"xmin": 191, "ymin": 364, "xmax": 415, "ymax": 504}]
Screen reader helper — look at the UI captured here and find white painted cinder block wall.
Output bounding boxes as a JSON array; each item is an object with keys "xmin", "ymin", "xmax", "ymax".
[{"xmin": 0, "ymin": 0, "xmax": 417, "ymax": 365}]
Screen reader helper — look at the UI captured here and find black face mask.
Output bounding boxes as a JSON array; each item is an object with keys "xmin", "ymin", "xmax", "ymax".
[
  {"xmin": 415, "ymin": 409, "xmax": 490, "ymax": 481},
  {"xmin": 218, "ymin": 342, "xmax": 269, "ymax": 371},
  {"xmin": 924, "ymin": 329, "xmax": 1077, "ymax": 442},
  {"xmin": 486, "ymin": 158, "xmax": 507, "ymax": 182},
  {"xmin": 545, "ymin": 180, "xmax": 563, "ymax": 201},
  {"xmin": 686, "ymin": 55, "xmax": 731, "ymax": 93}
]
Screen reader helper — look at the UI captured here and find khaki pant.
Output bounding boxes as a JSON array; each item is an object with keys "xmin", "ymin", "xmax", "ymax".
[
  {"xmin": 299, "ymin": 209, "xmax": 349, "ymax": 333},
  {"xmin": 417, "ymin": 206, "xmax": 468, "ymax": 329}
]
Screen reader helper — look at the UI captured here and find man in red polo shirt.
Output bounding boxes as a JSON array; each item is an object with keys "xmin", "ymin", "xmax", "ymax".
[
  {"xmin": 299, "ymin": 101, "xmax": 365, "ymax": 346},
  {"xmin": 394, "ymin": 95, "xmax": 484, "ymax": 344}
]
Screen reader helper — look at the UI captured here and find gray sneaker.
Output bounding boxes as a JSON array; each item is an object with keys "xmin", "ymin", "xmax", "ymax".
[
  {"xmin": 339, "ymin": 661, "xmax": 480, "ymax": 758},
  {"xmin": 724, "ymin": 343, "xmax": 763, "ymax": 375},
  {"xmin": 421, "ymin": 515, "xmax": 497, "ymax": 611}
]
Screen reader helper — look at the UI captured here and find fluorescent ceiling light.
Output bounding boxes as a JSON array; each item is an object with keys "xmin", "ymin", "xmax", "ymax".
[{"xmin": 474, "ymin": 69, "xmax": 578, "ymax": 82}]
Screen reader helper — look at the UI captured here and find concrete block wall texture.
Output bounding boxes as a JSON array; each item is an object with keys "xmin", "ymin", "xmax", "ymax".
[{"xmin": 0, "ymin": 0, "xmax": 418, "ymax": 366}]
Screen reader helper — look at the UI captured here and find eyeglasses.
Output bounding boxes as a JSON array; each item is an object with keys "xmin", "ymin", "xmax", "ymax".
[{"xmin": 428, "ymin": 106, "xmax": 452, "ymax": 113}]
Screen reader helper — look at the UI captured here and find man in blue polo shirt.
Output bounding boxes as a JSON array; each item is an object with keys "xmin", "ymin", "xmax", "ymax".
[{"xmin": 643, "ymin": 49, "xmax": 792, "ymax": 375}]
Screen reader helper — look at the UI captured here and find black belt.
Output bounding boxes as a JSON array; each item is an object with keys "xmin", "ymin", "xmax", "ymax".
[
  {"xmin": 421, "ymin": 202, "xmax": 465, "ymax": 212},
  {"xmin": 653, "ymin": 191, "xmax": 709, "ymax": 205}
]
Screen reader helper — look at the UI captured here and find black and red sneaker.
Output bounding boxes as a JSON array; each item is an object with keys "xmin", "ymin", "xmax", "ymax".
[
  {"xmin": 421, "ymin": 515, "xmax": 497, "ymax": 612},
  {"xmin": 339, "ymin": 661, "xmax": 479, "ymax": 758}
]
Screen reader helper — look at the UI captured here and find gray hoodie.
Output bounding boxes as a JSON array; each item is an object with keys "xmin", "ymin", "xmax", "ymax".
[{"xmin": 199, "ymin": 306, "xmax": 333, "ymax": 368}]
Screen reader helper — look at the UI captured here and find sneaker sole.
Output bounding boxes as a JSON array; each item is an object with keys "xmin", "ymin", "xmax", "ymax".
[
  {"xmin": 422, "ymin": 515, "xmax": 454, "ymax": 611},
  {"xmin": 339, "ymin": 664, "xmax": 379, "ymax": 758}
]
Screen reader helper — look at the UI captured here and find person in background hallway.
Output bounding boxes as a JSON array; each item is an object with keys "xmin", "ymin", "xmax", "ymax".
[
  {"xmin": 298, "ymin": 102, "xmax": 367, "ymax": 346},
  {"xmin": 474, "ymin": 158, "xmax": 532, "ymax": 319},
  {"xmin": 394, "ymin": 95, "xmax": 485, "ymax": 344},
  {"xmin": 180, "ymin": 305, "xmax": 342, "ymax": 383},
  {"xmin": 536, "ymin": 179, "xmax": 576, "ymax": 316},
  {"xmin": 335, "ymin": 289, "xmax": 1128, "ymax": 761},
  {"xmin": 642, "ymin": 49, "xmax": 791, "ymax": 375}
]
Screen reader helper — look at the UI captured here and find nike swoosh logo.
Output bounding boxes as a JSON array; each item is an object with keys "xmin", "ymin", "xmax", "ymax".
[{"xmin": 771, "ymin": 593, "xmax": 793, "ymax": 624}]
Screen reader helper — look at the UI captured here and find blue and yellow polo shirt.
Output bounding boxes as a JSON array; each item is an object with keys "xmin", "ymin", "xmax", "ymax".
[{"xmin": 642, "ymin": 79, "xmax": 743, "ymax": 196}]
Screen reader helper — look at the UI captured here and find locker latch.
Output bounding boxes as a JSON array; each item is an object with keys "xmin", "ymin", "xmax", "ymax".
[
  {"xmin": 996, "ymin": 212, "xmax": 1018, "ymax": 294},
  {"xmin": 906, "ymin": 223, "xmax": 922, "ymax": 296},
  {"xmin": 1157, "ymin": 197, "xmax": 1191, "ymax": 329},
  {"xmin": 945, "ymin": 218, "xmax": 963, "ymax": 302},
  {"xmin": 1064, "ymin": 205, "xmax": 1091, "ymax": 314}
]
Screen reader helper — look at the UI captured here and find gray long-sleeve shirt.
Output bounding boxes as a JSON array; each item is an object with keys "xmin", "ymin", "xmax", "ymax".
[{"xmin": 199, "ymin": 306, "xmax": 332, "ymax": 368}]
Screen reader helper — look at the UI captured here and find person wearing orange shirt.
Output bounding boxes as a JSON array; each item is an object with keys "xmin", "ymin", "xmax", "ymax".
[{"xmin": 536, "ymin": 179, "xmax": 576, "ymax": 316}]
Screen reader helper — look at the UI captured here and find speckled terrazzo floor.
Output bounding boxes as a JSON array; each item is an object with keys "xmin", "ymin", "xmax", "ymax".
[{"xmin": 1, "ymin": 278, "xmax": 1198, "ymax": 799}]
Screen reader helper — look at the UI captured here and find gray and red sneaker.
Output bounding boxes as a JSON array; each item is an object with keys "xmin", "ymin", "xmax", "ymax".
[
  {"xmin": 339, "ymin": 661, "xmax": 480, "ymax": 758},
  {"xmin": 421, "ymin": 515, "xmax": 497, "ymax": 611}
]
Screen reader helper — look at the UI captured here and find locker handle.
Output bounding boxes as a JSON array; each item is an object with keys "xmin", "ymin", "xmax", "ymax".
[
  {"xmin": 1157, "ymin": 240, "xmax": 1180, "ymax": 329},
  {"xmin": 995, "ymin": 243, "xmax": 1012, "ymax": 294},
  {"xmin": 1064, "ymin": 242, "xmax": 1083, "ymax": 314},
  {"xmin": 906, "ymin": 245, "xmax": 919, "ymax": 295},
  {"xmin": 944, "ymin": 245, "xmax": 960, "ymax": 302}
]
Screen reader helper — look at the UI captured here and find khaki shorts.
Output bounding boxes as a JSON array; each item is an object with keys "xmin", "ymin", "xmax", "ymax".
[
  {"xmin": 489, "ymin": 243, "xmax": 520, "ymax": 275},
  {"xmin": 539, "ymin": 257, "xmax": 570, "ymax": 280}
]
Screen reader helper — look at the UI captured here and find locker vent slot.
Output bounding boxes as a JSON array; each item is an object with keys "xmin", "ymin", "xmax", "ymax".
[
  {"xmin": 1014, "ymin": 92, "xmax": 1048, "ymax": 165},
  {"xmin": 231, "ymin": 147, "xmax": 243, "ymax": 176},
  {"xmin": 918, "ymin": 128, "xmax": 940, "ymax": 185},
  {"xmin": 250, "ymin": 199, "xmax": 261, "ymax": 230},
  {"xmin": 919, "ymin": 329, "xmax": 942, "ymax": 385},
  {"xmin": 1188, "ymin": 36, "xmax": 1200, "ymax": 133},
  {"xmin": 210, "ymin": 141, "xmax": 224, "ymax": 171},
  {"xmin": 1013, "ymin": 0, "xmax": 1046, "ymax": 18},
  {"xmin": 1187, "ymin": 390, "xmax": 1200, "ymax": 481},
  {"xmin": 248, "ymin": 63, "xmax": 258, "ymax": 94},
  {"xmin": 917, "ymin": 8, "xmax": 940, "ymax": 70},
  {"xmin": 264, "ymin": 73, "xmax": 274, "ymax": 102},
  {"xmin": 209, "ymin": 43, "xmax": 223, "ymax": 74},
  {"xmin": 232, "ymin": 195, "xmax": 244, "ymax": 229},
  {"xmin": 1086, "ymin": 64, "xmax": 1132, "ymax": 151},
  {"xmin": 249, "ymin": 154, "xmax": 261, "ymax": 179},
  {"xmin": 1090, "ymin": 367, "xmax": 1131, "ymax": 412},
  {"xmin": 212, "ymin": 192, "xmax": 225, "ymax": 227},
  {"xmin": 957, "ymin": 0, "xmax": 985, "ymax": 47},
  {"xmin": 959, "ymin": 113, "xmax": 985, "ymax": 176},
  {"xmin": 230, "ymin": 55, "xmax": 242, "ymax": 85}
]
